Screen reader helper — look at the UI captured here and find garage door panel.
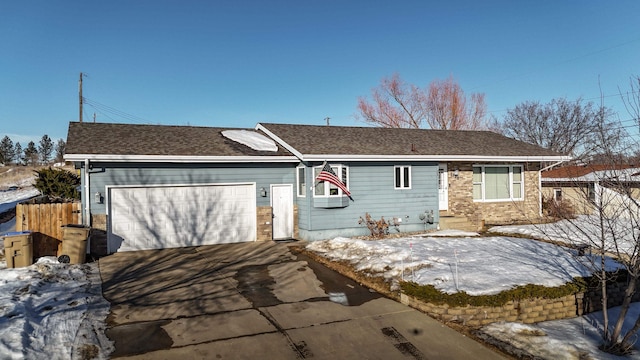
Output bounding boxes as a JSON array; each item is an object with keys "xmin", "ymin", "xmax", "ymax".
[{"xmin": 109, "ymin": 184, "xmax": 256, "ymax": 252}]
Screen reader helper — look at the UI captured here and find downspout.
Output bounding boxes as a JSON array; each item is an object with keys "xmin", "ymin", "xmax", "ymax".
[
  {"xmin": 306, "ymin": 165, "xmax": 312, "ymax": 235},
  {"xmin": 84, "ymin": 159, "xmax": 90, "ymax": 227}
]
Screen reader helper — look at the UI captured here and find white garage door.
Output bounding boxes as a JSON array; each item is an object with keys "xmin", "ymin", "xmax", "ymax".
[{"xmin": 108, "ymin": 183, "xmax": 256, "ymax": 252}]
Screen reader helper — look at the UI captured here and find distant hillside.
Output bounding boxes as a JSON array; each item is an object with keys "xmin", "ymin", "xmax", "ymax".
[{"xmin": 0, "ymin": 164, "xmax": 75, "ymax": 190}]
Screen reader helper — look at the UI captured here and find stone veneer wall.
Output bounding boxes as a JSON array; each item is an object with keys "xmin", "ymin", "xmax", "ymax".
[
  {"xmin": 90, "ymin": 214, "xmax": 108, "ymax": 256},
  {"xmin": 257, "ymin": 204, "xmax": 298, "ymax": 241},
  {"xmin": 446, "ymin": 162, "xmax": 541, "ymax": 229},
  {"xmin": 256, "ymin": 206, "xmax": 273, "ymax": 241},
  {"xmin": 293, "ymin": 204, "xmax": 299, "ymax": 239},
  {"xmin": 401, "ymin": 293, "xmax": 581, "ymax": 327}
]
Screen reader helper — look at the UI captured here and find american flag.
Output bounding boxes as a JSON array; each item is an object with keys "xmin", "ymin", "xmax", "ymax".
[{"xmin": 316, "ymin": 161, "xmax": 353, "ymax": 200}]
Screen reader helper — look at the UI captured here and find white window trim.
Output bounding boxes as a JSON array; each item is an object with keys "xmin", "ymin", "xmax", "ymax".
[
  {"xmin": 394, "ymin": 165, "xmax": 411, "ymax": 189},
  {"xmin": 473, "ymin": 165, "xmax": 524, "ymax": 202},
  {"xmin": 296, "ymin": 166, "xmax": 306, "ymax": 197},
  {"xmin": 553, "ymin": 188, "xmax": 562, "ymax": 202},
  {"xmin": 313, "ymin": 164, "xmax": 349, "ymax": 198}
]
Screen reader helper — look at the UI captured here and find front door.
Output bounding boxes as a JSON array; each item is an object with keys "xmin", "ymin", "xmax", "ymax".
[
  {"xmin": 439, "ymin": 164, "xmax": 448, "ymax": 211},
  {"xmin": 271, "ymin": 184, "xmax": 293, "ymax": 240}
]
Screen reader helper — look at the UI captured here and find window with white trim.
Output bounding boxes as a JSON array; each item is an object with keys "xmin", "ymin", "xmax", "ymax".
[
  {"xmin": 473, "ymin": 165, "xmax": 524, "ymax": 201},
  {"xmin": 394, "ymin": 166, "xmax": 411, "ymax": 189},
  {"xmin": 296, "ymin": 166, "xmax": 306, "ymax": 197},
  {"xmin": 554, "ymin": 188, "xmax": 562, "ymax": 202},
  {"xmin": 314, "ymin": 164, "xmax": 349, "ymax": 197}
]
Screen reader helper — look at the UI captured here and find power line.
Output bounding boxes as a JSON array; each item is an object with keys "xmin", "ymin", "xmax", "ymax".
[
  {"xmin": 82, "ymin": 97, "xmax": 150, "ymax": 124},
  {"xmin": 488, "ymin": 89, "xmax": 640, "ymax": 115}
]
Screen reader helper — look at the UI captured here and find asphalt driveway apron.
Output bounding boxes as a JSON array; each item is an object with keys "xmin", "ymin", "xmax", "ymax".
[{"xmin": 99, "ymin": 241, "xmax": 506, "ymax": 359}]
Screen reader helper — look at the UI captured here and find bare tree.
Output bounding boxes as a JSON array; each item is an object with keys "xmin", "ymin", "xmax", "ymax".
[
  {"xmin": 498, "ymin": 97, "xmax": 625, "ymax": 160},
  {"xmin": 54, "ymin": 138, "xmax": 66, "ymax": 163},
  {"xmin": 539, "ymin": 79, "xmax": 640, "ymax": 355},
  {"xmin": 425, "ymin": 76, "xmax": 487, "ymax": 130},
  {"xmin": 620, "ymin": 75, "xmax": 640, "ymax": 133},
  {"xmin": 357, "ymin": 73, "xmax": 489, "ymax": 130}
]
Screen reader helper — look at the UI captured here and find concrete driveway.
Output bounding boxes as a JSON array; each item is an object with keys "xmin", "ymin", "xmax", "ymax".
[{"xmin": 99, "ymin": 241, "xmax": 506, "ymax": 359}]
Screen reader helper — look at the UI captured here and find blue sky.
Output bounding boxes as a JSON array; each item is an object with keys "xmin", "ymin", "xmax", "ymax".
[{"xmin": 1, "ymin": 1, "xmax": 639, "ymax": 146}]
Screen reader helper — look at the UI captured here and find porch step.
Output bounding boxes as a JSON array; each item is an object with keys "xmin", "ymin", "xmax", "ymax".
[{"xmin": 438, "ymin": 214, "xmax": 478, "ymax": 232}]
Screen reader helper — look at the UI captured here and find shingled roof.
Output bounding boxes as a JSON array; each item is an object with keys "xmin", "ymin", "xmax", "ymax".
[
  {"xmin": 257, "ymin": 123, "xmax": 567, "ymax": 161},
  {"xmin": 65, "ymin": 122, "xmax": 295, "ymax": 161},
  {"xmin": 66, "ymin": 121, "xmax": 568, "ymax": 163}
]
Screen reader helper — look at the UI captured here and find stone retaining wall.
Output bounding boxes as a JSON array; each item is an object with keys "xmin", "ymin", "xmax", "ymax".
[
  {"xmin": 583, "ymin": 279, "xmax": 640, "ymax": 313},
  {"xmin": 401, "ymin": 293, "xmax": 581, "ymax": 327},
  {"xmin": 402, "ymin": 278, "xmax": 640, "ymax": 327}
]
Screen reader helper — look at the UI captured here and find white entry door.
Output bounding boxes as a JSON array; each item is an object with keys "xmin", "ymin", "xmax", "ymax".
[
  {"xmin": 271, "ymin": 184, "xmax": 293, "ymax": 240},
  {"xmin": 439, "ymin": 164, "xmax": 448, "ymax": 211}
]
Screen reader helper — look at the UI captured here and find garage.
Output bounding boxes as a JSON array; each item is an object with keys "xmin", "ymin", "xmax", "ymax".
[{"xmin": 108, "ymin": 183, "xmax": 257, "ymax": 252}]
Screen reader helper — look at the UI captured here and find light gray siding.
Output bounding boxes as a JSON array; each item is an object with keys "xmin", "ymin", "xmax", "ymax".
[{"xmin": 296, "ymin": 162, "xmax": 439, "ymax": 240}]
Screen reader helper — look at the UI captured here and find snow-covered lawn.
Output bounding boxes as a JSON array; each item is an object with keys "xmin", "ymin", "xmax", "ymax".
[
  {"xmin": 490, "ymin": 215, "xmax": 638, "ymax": 254},
  {"xmin": 306, "ymin": 230, "xmax": 639, "ymax": 359},
  {"xmin": 0, "ymin": 258, "xmax": 113, "ymax": 359},
  {"xmin": 306, "ymin": 232, "xmax": 622, "ymax": 295}
]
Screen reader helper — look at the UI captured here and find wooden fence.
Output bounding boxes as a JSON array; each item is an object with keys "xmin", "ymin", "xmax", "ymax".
[{"xmin": 15, "ymin": 201, "xmax": 82, "ymax": 257}]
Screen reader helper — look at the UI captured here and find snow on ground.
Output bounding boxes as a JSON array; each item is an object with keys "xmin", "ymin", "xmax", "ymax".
[
  {"xmin": 306, "ymin": 222, "xmax": 639, "ymax": 359},
  {"xmin": 0, "ymin": 187, "xmax": 40, "ymax": 215},
  {"xmin": 0, "ymin": 217, "xmax": 16, "ymax": 234},
  {"xmin": 489, "ymin": 215, "xmax": 638, "ymax": 254},
  {"xmin": 419, "ymin": 229, "xmax": 480, "ymax": 237},
  {"xmin": 0, "ymin": 170, "xmax": 112, "ymax": 359},
  {"xmin": 0, "ymin": 257, "xmax": 113, "ymax": 359},
  {"xmin": 306, "ymin": 235, "xmax": 622, "ymax": 295},
  {"xmin": 483, "ymin": 303, "xmax": 640, "ymax": 360},
  {"xmin": 0, "ymin": 187, "xmax": 40, "ymax": 238}
]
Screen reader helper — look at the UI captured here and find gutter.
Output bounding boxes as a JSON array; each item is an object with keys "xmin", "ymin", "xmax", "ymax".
[{"xmin": 64, "ymin": 154, "xmax": 299, "ymax": 163}]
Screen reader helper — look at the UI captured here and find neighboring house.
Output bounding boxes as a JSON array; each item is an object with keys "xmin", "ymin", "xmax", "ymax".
[
  {"xmin": 542, "ymin": 165, "xmax": 640, "ymax": 217},
  {"xmin": 65, "ymin": 122, "xmax": 568, "ymax": 253}
]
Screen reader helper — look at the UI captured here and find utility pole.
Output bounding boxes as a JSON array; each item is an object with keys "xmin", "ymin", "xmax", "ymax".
[
  {"xmin": 78, "ymin": 72, "xmax": 83, "ymax": 123},
  {"xmin": 325, "ymin": 117, "xmax": 330, "ymax": 126}
]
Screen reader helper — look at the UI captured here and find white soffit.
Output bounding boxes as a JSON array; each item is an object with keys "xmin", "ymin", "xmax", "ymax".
[{"xmin": 222, "ymin": 130, "xmax": 278, "ymax": 152}]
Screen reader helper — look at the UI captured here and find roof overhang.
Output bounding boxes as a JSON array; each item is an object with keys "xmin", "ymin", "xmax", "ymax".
[
  {"xmin": 64, "ymin": 154, "xmax": 300, "ymax": 163},
  {"xmin": 298, "ymin": 154, "xmax": 571, "ymax": 162}
]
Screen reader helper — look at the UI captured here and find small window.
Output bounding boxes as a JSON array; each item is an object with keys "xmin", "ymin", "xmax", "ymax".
[
  {"xmin": 394, "ymin": 166, "xmax": 411, "ymax": 189},
  {"xmin": 588, "ymin": 183, "xmax": 596, "ymax": 203},
  {"xmin": 554, "ymin": 188, "xmax": 562, "ymax": 202},
  {"xmin": 297, "ymin": 167, "xmax": 306, "ymax": 197}
]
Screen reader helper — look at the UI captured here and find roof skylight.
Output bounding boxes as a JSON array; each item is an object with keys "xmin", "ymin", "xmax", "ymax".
[{"xmin": 221, "ymin": 130, "xmax": 278, "ymax": 152}]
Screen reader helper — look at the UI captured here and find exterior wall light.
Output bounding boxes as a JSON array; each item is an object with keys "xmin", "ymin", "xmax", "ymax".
[{"xmin": 260, "ymin": 187, "xmax": 267, "ymax": 197}]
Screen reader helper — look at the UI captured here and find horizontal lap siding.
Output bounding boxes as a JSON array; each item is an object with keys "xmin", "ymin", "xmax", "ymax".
[
  {"xmin": 303, "ymin": 162, "xmax": 439, "ymax": 234},
  {"xmin": 87, "ymin": 163, "xmax": 295, "ymax": 214}
]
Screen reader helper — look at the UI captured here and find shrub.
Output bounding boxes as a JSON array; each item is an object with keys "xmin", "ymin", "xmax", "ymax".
[
  {"xmin": 33, "ymin": 167, "xmax": 80, "ymax": 200},
  {"xmin": 358, "ymin": 213, "xmax": 389, "ymax": 238},
  {"xmin": 543, "ymin": 196, "xmax": 576, "ymax": 219},
  {"xmin": 401, "ymin": 278, "xmax": 588, "ymax": 307}
]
